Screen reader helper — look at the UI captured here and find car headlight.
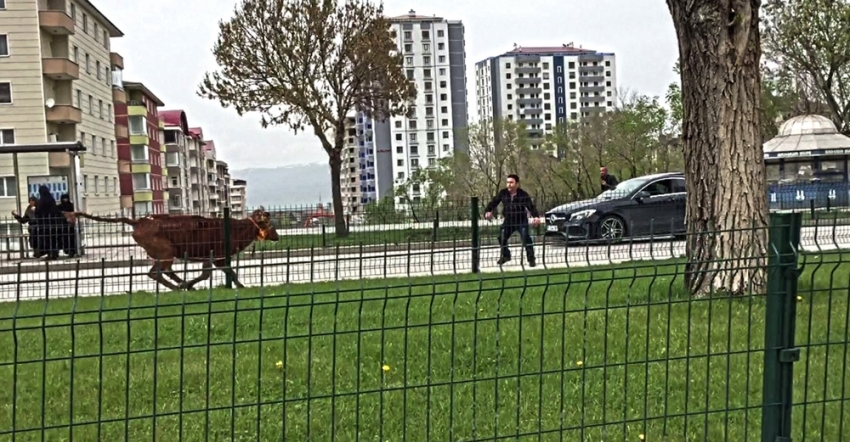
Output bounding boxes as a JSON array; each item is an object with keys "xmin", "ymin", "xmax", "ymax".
[{"xmin": 569, "ymin": 209, "xmax": 596, "ymax": 221}]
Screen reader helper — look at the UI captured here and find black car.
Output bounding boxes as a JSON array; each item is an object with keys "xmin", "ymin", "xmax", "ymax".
[{"xmin": 544, "ymin": 172, "xmax": 687, "ymax": 242}]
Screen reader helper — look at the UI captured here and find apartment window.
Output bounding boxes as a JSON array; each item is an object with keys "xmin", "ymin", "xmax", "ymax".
[
  {"xmin": 438, "ymin": 55, "xmax": 445, "ymax": 63},
  {"xmin": 396, "ymin": 146, "xmax": 403, "ymax": 153},
  {"xmin": 422, "ymin": 43, "xmax": 430, "ymax": 52},
  {"xmin": 427, "ymin": 145, "xmax": 435, "ymax": 155},
  {"xmin": 440, "ymin": 81, "xmax": 446, "ymax": 88},
  {"xmin": 101, "ymin": 137, "xmax": 106, "ymax": 155},
  {"xmin": 437, "ymin": 30, "xmax": 444, "ymax": 37},
  {"xmin": 131, "ymin": 145, "xmax": 148, "ymax": 162},
  {"xmin": 75, "ymin": 89, "xmax": 81, "ymax": 107},
  {"xmin": 103, "ymin": 30, "xmax": 108, "ymax": 48},
  {"xmin": 442, "ymin": 131, "xmax": 449, "ymax": 139},
  {"xmin": 73, "ymin": 46, "xmax": 78, "ymax": 63},
  {"xmin": 0, "ymin": 82, "xmax": 10, "ymax": 104},
  {"xmin": 443, "ymin": 144, "xmax": 450, "ymax": 152},
  {"xmin": 96, "ymin": 61, "xmax": 101, "ymax": 80},
  {"xmin": 105, "ymin": 66, "xmax": 110, "ymax": 85},
  {"xmin": 110, "ymin": 140, "xmax": 115, "ymax": 157},
  {"xmin": 94, "ymin": 176, "xmax": 99, "ymax": 194},
  {"xmin": 0, "ymin": 176, "xmax": 16, "ymax": 197},
  {"xmin": 107, "ymin": 104, "xmax": 112, "ymax": 122},
  {"xmin": 98, "ymin": 99, "xmax": 103, "ymax": 118},
  {"xmin": 80, "ymin": 132, "xmax": 85, "ymax": 148},
  {"xmin": 112, "ymin": 178, "xmax": 117, "ymax": 195},
  {"xmin": 404, "ymin": 44, "xmax": 412, "ymax": 52},
  {"xmin": 423, "ymin": 56, "xmax": 431, "ymax": 64},
  {"xmin": 94, "ymin": 23, "xmax": 98, "ymax": 39},
  {"xmin": 403, "ymin": 31, "xmax": 411, "ymax": 39},
  {"xmin": 128, "ymin": 116, "xmax": 146, "ymax": 134},
  {"xmin": 82, "ymin": 14, "xmax": 87, "ymax": 33},
  {"xmin": 421, "ymin": 30, "xmax": 429, "ymax": 38},
  {"xmin": 91, "ymin": 134, "xmax": 96, "ymax": 154},
  {"xmin": 439, "ymin": 68, "xmax": 446, "ymax": 76},
  {"xmin": 132, "ymin": 173, "xmax": 150, "ymax": 190},
  {"xmin": 406, "ymin": 56, "xmax": 413, "ymax": 65},
  {"xmin": 406, "ymin": 69, "xmax": 414, "ymax": 79},
  {"xmin": 83, "ymin": 175, "xmax": 88, "ymax": 194},
  {"xmin": 438, "ymin": 43, "xmax": 444, "ymax": 51},
  {"xmin": 85, "ymin": 54, "xmax": 90, "ymax": 73},
  {"xmin": 0, "ymin": 34, "xmax": 8, "ymax": 57},
  {"xmin": 424, "ymin": 69, "xmax": 431, "ymax": 78},
  {"xmin": 0, "ymin": 129, "xmax": 14, "ymax": 144},
  {"xmin": 88, "ymin": 95, "xmax": 93, "ymax": 114},
  {"xmin": 70, "ymin": 4, "xmax": 75, "ymax": 19}
]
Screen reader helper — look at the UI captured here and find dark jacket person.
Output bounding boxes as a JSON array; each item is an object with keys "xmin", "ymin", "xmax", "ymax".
[
  {"xmin": 34, "ymin": 186, "xmax": 60, "ymax": 259},
  {"xmin": 484, "ymin": 174, "xmax": 541, "ymax": 267},
  {"xmin": 12, "ymin": 197, "xmax": 39, "ymax": 257},
  {"xmin": 58, "ymin": 193, "xmax": 77, "ymax": 257},
  {"xmin": 601, "ymin": 166, "xmax": 619, "ymax": 193}
]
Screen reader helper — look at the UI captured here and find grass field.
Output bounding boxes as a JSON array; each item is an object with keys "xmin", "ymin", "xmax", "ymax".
[{"xmin": 0, "ymin": 254, "xmax": 848, "ymax": 441}]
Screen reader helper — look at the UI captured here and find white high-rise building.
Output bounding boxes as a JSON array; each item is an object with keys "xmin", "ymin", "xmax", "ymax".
[
  {"xmin": 341, "ymin": 10, "xmax": 468, "ymax": 210},
  {"xmin": 475, "ymin": 45, "xmax": 617, "ymax": 149}
]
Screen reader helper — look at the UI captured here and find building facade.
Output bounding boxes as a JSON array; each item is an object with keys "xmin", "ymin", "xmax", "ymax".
[
  {"xmin": 337, "ymin": 10, "xmax": 468, "ymax": 210},
  {"xmin": 160, "ymin": 109, "xmax": 190, "ymax": 214},
  {"xmin": 475, "ymin": 45, "xmax": 618, "ymax": 147},
  {"xmin": 0, "ymin": 0, "xmax": 123, "ymax": 215},
  {"xmin": 229, "ymin": 178, "xmax": 246, "ymax": 218},
  {"xmin": 114, "ymin": 81, "xmax": 164, "ymax": 215}
]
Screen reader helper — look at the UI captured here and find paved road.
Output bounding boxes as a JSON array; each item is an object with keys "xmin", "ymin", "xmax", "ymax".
[{"xmin": 1, "ymin": 225, "xmax": 847, "ymax": 301}]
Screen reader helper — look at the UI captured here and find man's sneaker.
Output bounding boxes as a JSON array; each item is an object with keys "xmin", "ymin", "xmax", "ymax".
[
  {"xmin": 497, "ymin": 256, "xmax": 511, "ymax": 265},
  {"xmin": 528, "ymin": 259, "xmax": 536, "ymax": 268}
]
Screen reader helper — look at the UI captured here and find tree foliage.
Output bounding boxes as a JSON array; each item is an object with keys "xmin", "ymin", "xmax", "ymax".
[
  {"xmin": 762, "ymin": 0, "xmax": 850, "ymax": 133},
  {"xmin": 198, "ymin": 0, "xmax": 416, "ymax": 236}
]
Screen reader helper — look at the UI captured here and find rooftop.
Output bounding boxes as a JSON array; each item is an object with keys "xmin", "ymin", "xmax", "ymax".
[
  {"xmin": 77, "ymin": 0, "xmax": 124, "ymax": 37},
  {"xmin": 763, "ymin": 115, "xmax": 850, "ymax": 156},
  {"xmin": 123, "ymin": 81, "xmax": 165, "ymax": 107}
]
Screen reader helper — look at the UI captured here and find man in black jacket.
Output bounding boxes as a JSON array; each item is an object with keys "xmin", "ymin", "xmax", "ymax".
[{"xmin": 484, "ymin": 174, "xmax": 541, "ymax": 266}]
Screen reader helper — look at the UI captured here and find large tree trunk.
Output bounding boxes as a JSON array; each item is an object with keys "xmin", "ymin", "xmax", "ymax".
[
  {"xmin": 667, "ymin": 0, "xmax": 769, "ymax": 296},
  {"xmin": 328, "ymin": 150, "xmax": 349, "ymax": 237}
]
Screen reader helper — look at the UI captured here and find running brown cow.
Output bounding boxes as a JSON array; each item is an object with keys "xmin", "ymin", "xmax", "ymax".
[{"xmin": 66, "ymin": 208, "xmax": 279, "ymax": 291}]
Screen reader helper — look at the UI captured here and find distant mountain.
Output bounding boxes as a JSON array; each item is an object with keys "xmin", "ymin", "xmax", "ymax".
[{"xmin": 231, "ymin": 163, "xmax": 332, "ymax": 209}]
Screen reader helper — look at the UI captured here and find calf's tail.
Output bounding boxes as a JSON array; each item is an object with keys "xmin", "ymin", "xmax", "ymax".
[{"xmin": 69, "ymin": 211, "xmax": 139, "ymax": 226}]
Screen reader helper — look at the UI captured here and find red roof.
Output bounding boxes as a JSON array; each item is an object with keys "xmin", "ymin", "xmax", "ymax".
[
  {"xmin": 202, "ymin": 140, "xmax": 215, "ymax": 152},
  {"xmin": 160, "ymin": 110, "xmax": 189, "ymax": 133},
  {"xmin": 188, "ymin": 127, "xmax": 203, "ymax": 140}
]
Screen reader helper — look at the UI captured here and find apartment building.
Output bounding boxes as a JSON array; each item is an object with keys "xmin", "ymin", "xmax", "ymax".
[
  {"xmin": 229, "ymin": 178, "xmax": 246, "ymax": 218},
  {"xmin": 160, "ymin": 109, "xmax": 190, "ymax": 213},
  {"xmin": 338, "ymin": 10, "xmax": 468, "ymax": 209},
  {"xmin": 114, "ymin": 81, "xmax": 164, "ymax": 215},
  {"xmin": 475, "ymin": 45, "xmax": 618, "ymax": 147},
  {"xmin": 0, "ymin": 0, "xmax": 123, "ymax": 215},
  {"xmin": 211, "ymin": 157, "xmax": 230, "ymax": 215}
]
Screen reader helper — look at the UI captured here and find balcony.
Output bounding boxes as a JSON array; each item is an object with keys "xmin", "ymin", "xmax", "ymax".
[
  {"xmin": 45, "ymin": 105, "xmax": 82, "ymax": 124},
  {"xmin": 579, "ymin": 53, "xmax": 603, "ymax": 62},
  {"xmin": 580, "ymin": 85, "xmax": 605, "ymax": 93},
  {"xmin": 516, "ymin": 87, "xmax": 541, "ymax": 95},
  {"xmin": 581, "ymin": 75, "xmax": 604, "ymax": 83},
  {"xmin": 38, "ymin": 10, "xmax": 75, "ymax": 35},
  {"xmin": 515, "ymin": 77, "xmax": 541, "ymax": 85},
  {"xmin": 128, "ymin": 101, "xmax": 146, "ymax": 116},
  {"xmin": 522, "ymin": 107, "xmax": 542, "ymax": 115},
  {"xmin": 114, "ymin": 124, "xmax": 129, "ymax": 139},
  {"xmin": 112, "ymin": 88, "xmax": 126, "ymax": 103},
  {"xmin": 581, "ymin": 106, "xmax": 606, "ymax": 114},
  {"xmin": 110, "ymin": 52, "xmax": 124, "ymax": 69},
  {"xmin": 516, "ymin": 55, "xmax": 540, "ymax": 63},
  {"xmin": 42, "ymin": 58, "xmax": 79, "ymax": 80},
  {"xmin": 579, "ymin": 65, "xmax": 604, "ymax": 74},
  {"xmin": 515, "ymin": 66, "xmax": 540, "ymax": 74},
  {"xmin": 130, "ymin": 134, "xmax": 149, "ymax": 145},
  {"xmin": 517, "ymin": 98, "xmax": 542, "ymax": 105}
]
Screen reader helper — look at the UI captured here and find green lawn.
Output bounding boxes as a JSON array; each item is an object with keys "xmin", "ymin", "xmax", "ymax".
[{"xmin": 0, "ymin": 254, "xmax": 848, "ymax": 441}]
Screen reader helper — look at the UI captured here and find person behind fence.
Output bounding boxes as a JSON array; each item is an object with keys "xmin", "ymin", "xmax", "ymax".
[
  {"xmin": 484, "ymin": 174, "xmax": 542, "ymax": 267},
  {"xmin": 601, "ymin": 166, "xmax": 619, "ymax": 193},
  {"xmin": 33, "ymin": 185, "xmax": 61, "ymax": 260},
  {"xmin": 58, "ymin": 193, "xmax": 77, "ymax": 257},
  {"xmin": 11, "ymin": 196, "xmax": 39, "ymax": 257}
]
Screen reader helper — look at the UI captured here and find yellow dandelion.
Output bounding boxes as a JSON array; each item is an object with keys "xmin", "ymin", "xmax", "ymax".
[
  {"xmin": 275, "ymin": 360, "xmax": 283, "ymax": 369},
  {"xmin": 639, "ymin": 434, "xmax": 645, "ymax": 440},
  {"xmin": 382, "ymin": 364, "xmax": 391, "ymax": 372},
  {"xmin": 576, "ymin": 360, "xmax": 583, "ymax": 367}
]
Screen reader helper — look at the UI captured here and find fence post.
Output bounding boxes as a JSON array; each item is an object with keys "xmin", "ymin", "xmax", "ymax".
[
  {"xmin": 223, "ymin": 207, "xmax": 232, "ymax": 289},
  {"xmin": 471, "ymin": 197, "xmax": 480, "ymax": 273},
  {"xmin": 761, "ymin": 211, "xmax": 802, "ymax": 442},
  {"xmin": 432, "ymin": 210, "xmax": 439, "ymax": 242}
]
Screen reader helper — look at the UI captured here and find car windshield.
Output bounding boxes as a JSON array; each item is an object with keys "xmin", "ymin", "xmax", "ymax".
[{"xmin": 597, "ymin": 177, "xmax": 649, "ymax": 200}]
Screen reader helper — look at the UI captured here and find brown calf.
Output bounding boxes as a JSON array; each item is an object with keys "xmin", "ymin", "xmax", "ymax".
[{"xmin": 68, "ymin": 208, "xmax": 279, "ymax": 291}]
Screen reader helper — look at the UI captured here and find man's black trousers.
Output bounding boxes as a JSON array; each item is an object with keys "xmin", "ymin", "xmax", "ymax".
[{"xmin": 498, "ymin": 222, "xmax": 535, "ymax": 261}]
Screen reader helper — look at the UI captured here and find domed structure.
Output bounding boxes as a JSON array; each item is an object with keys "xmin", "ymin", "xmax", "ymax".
[
  {"xmin": 777, "ymin": 115, "xmax": 838, "ymax": 136},
  {"xmin": 764, "ymin": 114, "xmax": 850, "ymax": 157}
]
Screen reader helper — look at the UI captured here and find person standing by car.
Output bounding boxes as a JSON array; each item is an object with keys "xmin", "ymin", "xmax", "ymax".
[
  {"xmin": 601, "ymin": 166, "xmax": 619, "ymax": 193},
  {"xmin": 484, "ymin": 174, "xmax": 541, "ymax": 267}
]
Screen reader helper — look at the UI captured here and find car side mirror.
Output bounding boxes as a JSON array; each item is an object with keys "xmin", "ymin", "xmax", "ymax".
[{"xmin": 635, "ymin": 191, "xmax": 651, "ymax": 201}]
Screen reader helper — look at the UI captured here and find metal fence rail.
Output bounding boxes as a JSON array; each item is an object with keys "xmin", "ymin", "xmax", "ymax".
[{"xmin": 0, "ymin": 213, "xmax": 847, "ymax": 440}]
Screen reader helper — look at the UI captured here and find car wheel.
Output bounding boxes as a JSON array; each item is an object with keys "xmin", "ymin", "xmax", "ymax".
[{"xmin": 598, "ymin": 216, "xmax": 626, "ymax": 241}]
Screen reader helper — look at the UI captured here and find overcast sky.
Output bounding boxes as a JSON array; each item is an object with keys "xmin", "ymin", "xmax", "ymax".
[{"xmin": 97, "ymin": 0, "xmax": 680, "ymax": 169}]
